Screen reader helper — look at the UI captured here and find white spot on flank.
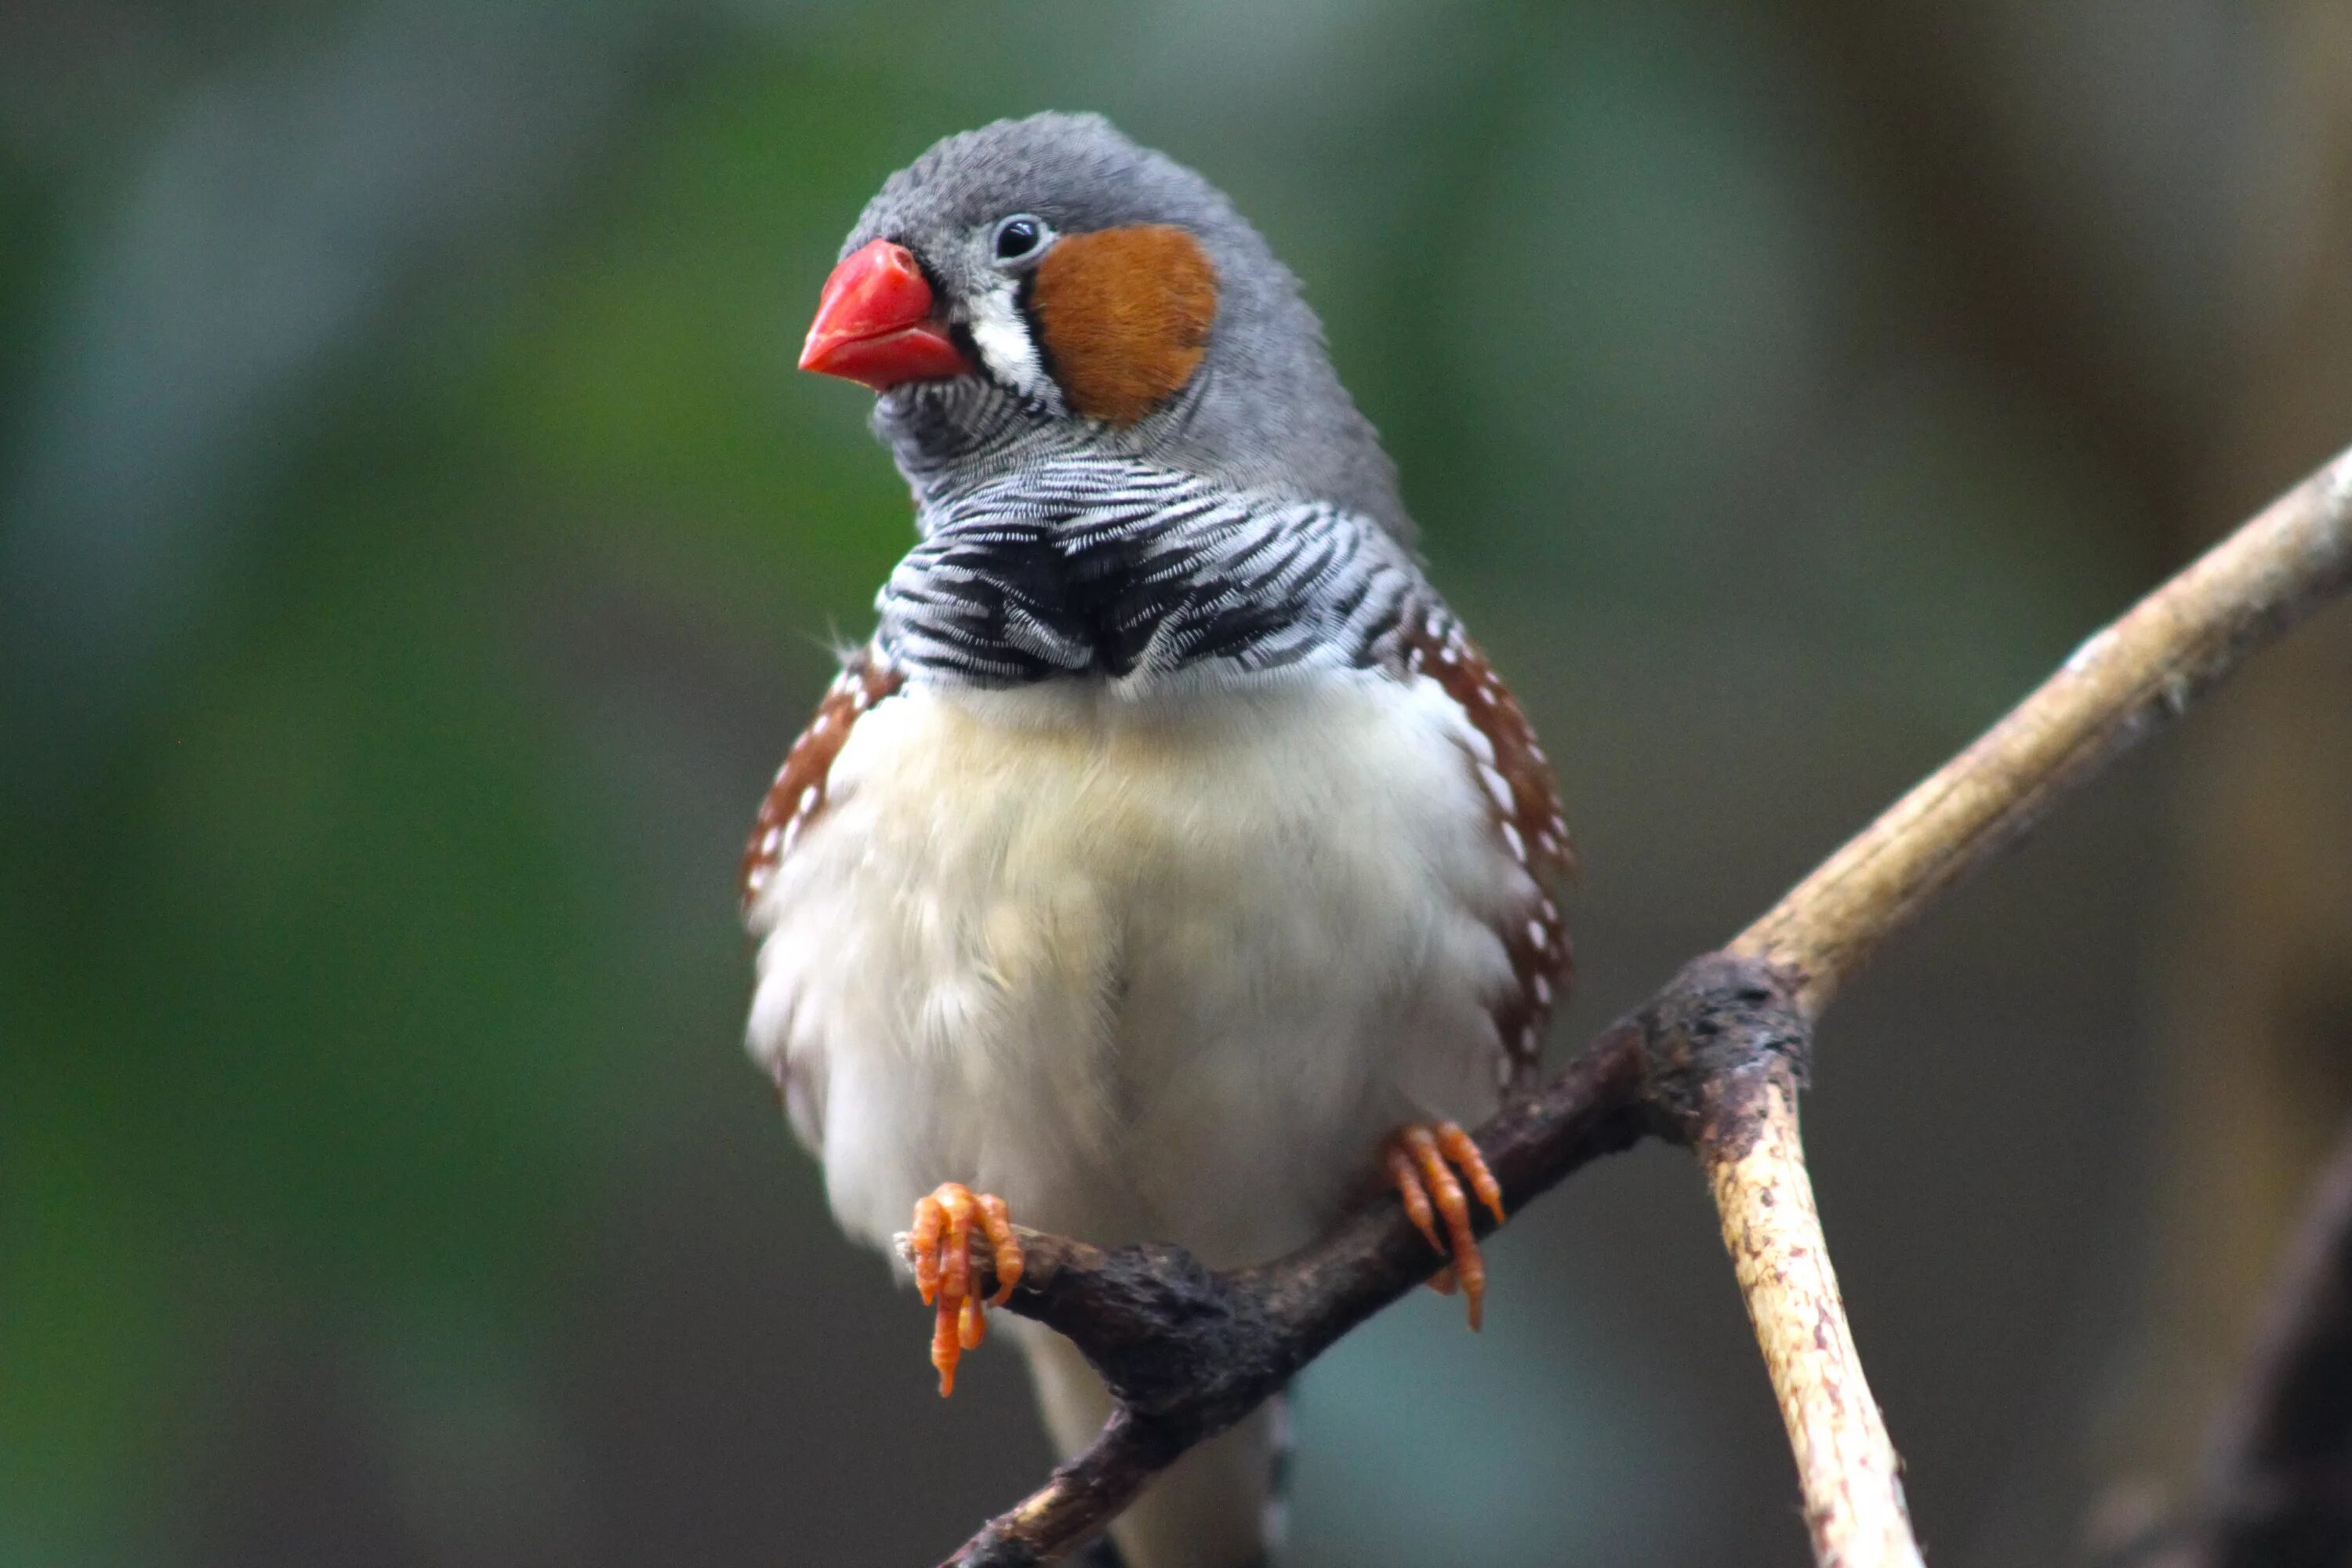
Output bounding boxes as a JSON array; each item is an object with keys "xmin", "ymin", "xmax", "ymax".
[
  {"xmin": 1439, "ymin": 645, "xmax": 1459, "ymax": 665},
  {"xmin": 1533, "ymin": 975, "xmax": 1552, "ymax": 1005},
  {"xmin": 760, "ymin": 826, "xmax": 782, "ymax": 854},
  {"xmin": 850, "ymin": 686, "xmax": 869, "ymax": 711},
  {"xmin": 1478, "ymin": 765, "xmax": 1515, "ymax": 814},
  {"xmin": 811, "ymin": 713, "xmax": 832, "ymax": 735},
  {"xmin": 1541, "ymin": 898, "xmax": 1559, "ymax": 920},
  {"xmin": 1526, "ymin": 743, "xmax": 1548, "ymax": 766},
  {"xmin": 799, "ymin": 785, "xmax": 820, "ymax": 816},
  {"xmin": 1500, "ymin": 822, "xmax": 1526, "ymax": 862},
  {"xmin": 1520, "ymin": 1025, "xmax": 1539, "ymax": 1054},
  {"xmin": 1526, "ymin": 920, "xmax": 1548, "ymax": 949}
]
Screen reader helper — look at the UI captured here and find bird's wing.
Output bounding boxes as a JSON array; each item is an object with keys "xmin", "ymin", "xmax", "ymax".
[
  {"xmin": 1398, "ymin": 608, "xmax": 1575, "ymax": 1093},
  {"xmin": 740, "ymin": 644, "xmax": 907, "ymax": 1155},
  {"xmin": 739, "ymin": 645, "xmax": 907, "ymax": 914}
]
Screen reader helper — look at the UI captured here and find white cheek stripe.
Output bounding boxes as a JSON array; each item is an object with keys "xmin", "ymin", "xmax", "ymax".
[{"xmin": 966, "ymin": 279, "xmax": 1065, "ymax": 414}]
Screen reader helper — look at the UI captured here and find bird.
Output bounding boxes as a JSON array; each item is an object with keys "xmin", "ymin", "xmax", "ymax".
[{"xmin": 742, "ymin": 112, "xmax": 1571, "ymax": 1568}]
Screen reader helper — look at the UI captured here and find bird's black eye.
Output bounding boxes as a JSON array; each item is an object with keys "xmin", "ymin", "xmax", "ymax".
[{"xmin": 993, "ymin": 214, "xmax": 1046, "ymax": 263}]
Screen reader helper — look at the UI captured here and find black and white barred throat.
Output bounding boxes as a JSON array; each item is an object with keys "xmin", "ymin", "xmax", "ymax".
[{"xmin": 872, "ymin": 448, "xmax": 1428, "ymax": 689}]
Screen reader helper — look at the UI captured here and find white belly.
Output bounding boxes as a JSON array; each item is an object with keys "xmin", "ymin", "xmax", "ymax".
[{"xmin": 746, "ymin": 668, "xmax": 1528, "ymax": 1269}]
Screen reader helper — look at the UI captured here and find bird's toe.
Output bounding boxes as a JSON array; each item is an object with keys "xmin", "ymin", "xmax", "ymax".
[
  {"xmin": 1385, "ymin": 1123, "xmax": 1506, "ymax": 1330},
  {"xmin": 906, "ymin": 1181, "xmax": 1024, "ymax": 1396}
]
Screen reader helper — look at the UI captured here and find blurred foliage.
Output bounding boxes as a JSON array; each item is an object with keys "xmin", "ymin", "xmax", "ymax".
[{"xmin": 0, "ymin": 2, "xmax": 2281, "ymax": 1565}]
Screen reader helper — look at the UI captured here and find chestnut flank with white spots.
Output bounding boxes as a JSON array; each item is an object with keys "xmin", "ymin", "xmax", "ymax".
[
  {"xmin": 1399, "ymin": 610, "xmax": 1574, "ymax": 1089},
  {"xmin": 739, "ymin": 649, "xmax": 906, "ymax": 909}
]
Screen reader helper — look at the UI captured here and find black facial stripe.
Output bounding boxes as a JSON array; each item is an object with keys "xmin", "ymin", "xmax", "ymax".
[
  {"xmin": 1013, "ymin": 270, "xmax": 1059, "ymax": 394},
  {"xmin": 931, "ymin": 316, "xmax": 1056, "ymax": 415},
  {"xmin": 895, "ymin": 241, "xmax": 952, "ymax": 300},
  {"xmin": 944, "ymin": 318, "xmax": 987, "ymax": 374}
]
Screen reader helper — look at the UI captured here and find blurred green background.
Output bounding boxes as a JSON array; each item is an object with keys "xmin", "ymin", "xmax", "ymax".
[{"xmin": 6, "ymin": 2, "xmax": 2350, "ymax": 1565}]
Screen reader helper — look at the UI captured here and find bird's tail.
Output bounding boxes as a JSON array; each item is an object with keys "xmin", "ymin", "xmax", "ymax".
[{"xmin": 1016, "ymin": 1323, "xmax": 1287, "ymax": 1568}]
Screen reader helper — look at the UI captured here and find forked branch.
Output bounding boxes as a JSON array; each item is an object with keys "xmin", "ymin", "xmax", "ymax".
[{"xmin": 935, "ymin": 442, "xmax": 2352, "ymax": 1568}]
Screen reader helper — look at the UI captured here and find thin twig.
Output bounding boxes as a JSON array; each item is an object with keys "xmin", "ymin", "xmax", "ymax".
[
  {"xmin": 1690, "ymin": 1033, "xmax": 1905, "ymax": 1568},
  {"xmin": 1693, "ymin": 1080, "xmax": 1921, "ymax": 1568},
  {"xmin": 934, "ymin": 441, "xmax": 2352, "ymax": 1568}
]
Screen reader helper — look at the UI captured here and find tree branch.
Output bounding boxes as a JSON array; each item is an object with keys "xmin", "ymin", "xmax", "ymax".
[
  {"xmin": 1686, "ymin": 1033, "xmax": 1920, "ymax": 1568},
  {"xmin": 934, "ymin": 441, "xmax": 2352, "ymax": 1568}
]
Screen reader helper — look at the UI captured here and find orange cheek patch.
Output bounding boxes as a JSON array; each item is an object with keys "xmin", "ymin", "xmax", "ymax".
[{"xmin": 1030, "ymin": 224, "xmax": 1218, "ymax": 425}]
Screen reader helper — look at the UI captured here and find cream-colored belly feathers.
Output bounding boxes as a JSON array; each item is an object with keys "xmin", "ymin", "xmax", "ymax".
[{"xmin": 746, "ymin": 666, "xmax": 1530, "ymax": 1271}]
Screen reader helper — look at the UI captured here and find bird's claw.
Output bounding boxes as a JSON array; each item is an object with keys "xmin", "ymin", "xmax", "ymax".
[
  {"xmin": 907, "ymin": 1181, "xmax": 1023, "ymax": 1396},
  {"xmin": 1386, "ymin": 1122, "xmax": 1506, "ymax": 1330}
]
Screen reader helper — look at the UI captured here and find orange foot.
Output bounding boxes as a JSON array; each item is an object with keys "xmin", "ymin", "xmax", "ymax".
[
  {"xmin": 907, "ymin": 1181, "xmax": 1024, "ymax": 1397},
  {"xmin": 1385, "ymin": 1123, "xmax": 1508, "ymax": 1330}
]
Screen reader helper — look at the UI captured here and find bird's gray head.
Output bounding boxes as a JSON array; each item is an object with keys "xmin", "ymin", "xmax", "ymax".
[{"xmin": 800, "ymin": 112, "xmax": 1410, "ymax": 539}]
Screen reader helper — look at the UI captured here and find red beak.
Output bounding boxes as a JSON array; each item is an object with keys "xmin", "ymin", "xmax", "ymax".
[{"xmin": 799, "ymin": 239, "xmax": 975, "ymax": 390}]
